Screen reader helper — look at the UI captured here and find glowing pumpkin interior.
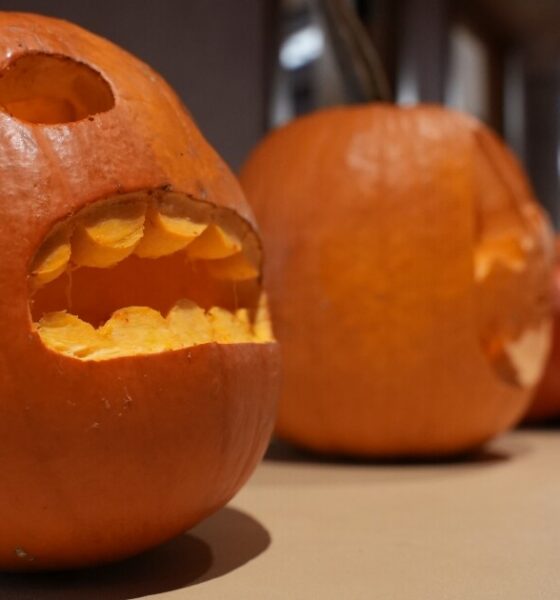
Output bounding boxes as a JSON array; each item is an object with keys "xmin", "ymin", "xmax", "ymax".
[
  {"xmin": 473, "ymin": 163, "xmax": 551, "ymax": 389},
  {"xmin": 29, "ymin": 192, "xmax": 273, "ymax": 360}
]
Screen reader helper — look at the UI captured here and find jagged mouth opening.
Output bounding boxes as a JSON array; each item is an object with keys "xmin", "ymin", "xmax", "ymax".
[
  {"xmin": 474, "ymin": 220, "xmax": 551, "ymax": 389},
  {"xmin": 29, "ymin": 191, "xmax": 273, "ymax": 360}
]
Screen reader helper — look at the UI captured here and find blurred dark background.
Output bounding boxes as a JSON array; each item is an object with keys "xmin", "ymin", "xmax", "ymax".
[{"xmin": 4, "ymin": 0, "xmax": 560, "ymax": 223}]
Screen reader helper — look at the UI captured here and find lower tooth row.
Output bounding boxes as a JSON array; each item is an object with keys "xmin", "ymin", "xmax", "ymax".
[{"xmin": 35, "ymin": 297, "xmax": 273, "ymax": 360}]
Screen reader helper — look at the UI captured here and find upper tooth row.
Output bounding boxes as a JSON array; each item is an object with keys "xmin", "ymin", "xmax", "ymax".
[{"xmin": 30, "ymin": 199, "xmax": 258, "ymax": 288}]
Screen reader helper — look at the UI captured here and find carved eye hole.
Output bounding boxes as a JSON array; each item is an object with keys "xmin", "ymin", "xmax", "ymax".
[{"xmin": 0, "ymin": 53, "xmax": 114, "ymax": 124}]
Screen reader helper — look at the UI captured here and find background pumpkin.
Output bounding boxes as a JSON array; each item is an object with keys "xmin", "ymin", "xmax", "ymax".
[
  {"xmin": 0, "ymin": 13, "xmax": 279, "ymax": 570},
  {"xmin": 240, "ymin": 104, "xmax": 552, "ymax": 457}
]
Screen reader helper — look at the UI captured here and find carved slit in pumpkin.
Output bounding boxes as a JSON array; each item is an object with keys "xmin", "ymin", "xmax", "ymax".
[
  {"xmin": 29, "ymin": 192, "xmax": 273, "ymax": 360},
  {"xmin": 473, "ymin": 150, "xmax": 552, "ymax": 389}
]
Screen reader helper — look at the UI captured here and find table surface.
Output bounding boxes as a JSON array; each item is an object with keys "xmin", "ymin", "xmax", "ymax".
[{"xmin": 1, "ymin": 428, "xmax": 559, "ymax": 600}]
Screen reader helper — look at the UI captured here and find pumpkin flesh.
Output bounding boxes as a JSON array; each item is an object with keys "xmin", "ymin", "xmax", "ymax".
[{"xmin": 30, "ymin": 191, "xmax": 272, "ymax": 360}]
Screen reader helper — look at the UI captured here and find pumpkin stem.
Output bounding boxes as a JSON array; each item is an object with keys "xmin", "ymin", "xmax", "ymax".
[{"xmin": 320, "ymin": 0, "xmax": 391, "ymax": 103}]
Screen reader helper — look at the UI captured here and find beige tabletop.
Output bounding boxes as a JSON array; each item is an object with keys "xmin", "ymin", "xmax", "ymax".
[{"xmin": 1, "ymin": 428, "xmax": 559, "ymax": 600}]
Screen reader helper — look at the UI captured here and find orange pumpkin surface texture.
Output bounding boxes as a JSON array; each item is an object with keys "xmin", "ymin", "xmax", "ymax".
[
  {"xmin": 240, "ymin": 105, "xmax": 552, "ymax": 457},
  {"xmin": 0, "ymin": 13, "xmax": 279, "ymax": 570}
]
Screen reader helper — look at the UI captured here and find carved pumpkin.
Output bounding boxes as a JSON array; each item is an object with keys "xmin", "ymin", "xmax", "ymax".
[
  {"xmin": 526, "ymin": 238, "xmax": 560, "ymax": 421},
  {"xmin": 241, "ymin": 105, "xmax": 552, "ymax": 456},
  {"xmin": 0, "ymin": 13, "xmax": 279, "ymax": 570}
]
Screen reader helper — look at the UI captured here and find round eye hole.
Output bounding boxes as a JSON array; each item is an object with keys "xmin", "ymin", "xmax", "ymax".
[{"xmin": 0, "ymin": 53, "xmax": 115, "ymax": 124}]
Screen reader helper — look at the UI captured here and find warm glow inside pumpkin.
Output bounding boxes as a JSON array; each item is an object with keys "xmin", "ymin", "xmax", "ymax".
[{"xmin": 29, "ymin": 192, "xmax": 272, "ymax": 359}]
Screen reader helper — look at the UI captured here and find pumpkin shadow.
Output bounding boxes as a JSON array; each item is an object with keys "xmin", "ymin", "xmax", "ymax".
[
  {"xmin": 257, "ymin": 435, "xmax": 531, "ymax": 486},
  {"xmin": 0, "ymin": 506, "xmax": 270, "ymax": 599},
  {"xmin": 520, "ymin": 419, "xmax": 560, "ymax": 430},
  {"xmin": 264, "ymin": 435, "xmax": 528, "ymax": 467}
]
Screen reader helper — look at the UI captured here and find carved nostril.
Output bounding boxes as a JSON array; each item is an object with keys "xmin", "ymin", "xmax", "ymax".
[{"xmin": 0, "ymin": 53, "xmax": 114, "ymax": 124}]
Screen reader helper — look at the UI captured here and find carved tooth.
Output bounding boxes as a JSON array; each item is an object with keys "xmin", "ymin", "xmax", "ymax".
[
  {"xmin": 31, "ymin": 229, "xmax": 71, "ymax": 289},
  {"xmin": 135, "ymin": 201, "xmax": 207, "ymax": 258},
  {"xmin": 207, "ymin": 306, "xmax": 253, "ymax": 343},
  {"xmin": 99, "ymin": 306, "xmax": 177, "ymax": 354},
  {"xmin": 504, "ymin": 321, "xmax": 552, "ymax": 388},
  {"xmin": 71, "ymin": 200, "xmax": 146, "ymax": 268},
  {"xmin": 253, "ymin": 294, "xmax": 274, "ymax": 342},
  {"xmin": 205, "ymin": 252, "xmax": 259, "ymax": 281},
  {"xmin": 475, "ymin": 234, "xmax": 527, "ymax": 282},
  {"xmin": 186, "ymin": 224, "xmax": 241, "ymax": 260},
  {"xmin": 234, "ymin": 308, "xmax": 252, "ymax": 338},
  {"xmin": 35, "ymin": 311, "xmax": 108, "ymax": 358},
  {"xmin": 167, "ymin": 299, "xmax": 212, "ymax": 345}
]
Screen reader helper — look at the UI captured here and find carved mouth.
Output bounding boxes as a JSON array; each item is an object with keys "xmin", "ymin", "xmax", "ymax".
[
  {"xmin": 474, "ymin": 208, "xmax": 552, "ymax": 388},
  {"xmin": 29, "ymin": 191, "xmax": 273, "ymax": 360}
]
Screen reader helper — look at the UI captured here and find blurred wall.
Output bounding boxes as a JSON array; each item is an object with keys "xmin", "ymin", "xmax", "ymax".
[
  {"xmin": 5, "ymin": 0, "xmax": 269, "ymax": 170},
  {"xmin": 523, "ymin": 49, "xmax": 560, "ymax": 225},
  {"xmin": 386, "ymin": 0, "xmax": 560, "ymax": 224}
]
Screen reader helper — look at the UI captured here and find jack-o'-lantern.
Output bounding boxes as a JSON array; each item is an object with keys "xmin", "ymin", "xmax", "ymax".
[
  {"xmin": 241, "ymin": 105, "xmax": 552, "ymax": 457},
  {"xmin": 0, "ymin": 13, "xmax": 279, "ymax": 570}
]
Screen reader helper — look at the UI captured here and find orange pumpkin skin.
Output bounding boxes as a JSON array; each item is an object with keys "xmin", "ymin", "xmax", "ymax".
[
  {"xmin": 526, "ymin": 241, "xmax": 560, "ymax": 421},
  {"xmin": 0, "ymin": 13, "xmax": 279, "ymax": 570},
  {"xmin": 240, "ymin": 105, "xmax": 552, "ymax": 457}
]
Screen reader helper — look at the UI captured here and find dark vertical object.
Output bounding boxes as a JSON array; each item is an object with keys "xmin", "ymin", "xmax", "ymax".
[
  {"xmin": 485, "ymin": 38, "xmax": 506, "ymax": 134},
  {"xmin": 262, "ymin": 0, "xmax": 282, "ymax": 134},
  {"xmin": 360, "ymin": 0, "xmax": 399, "ymax": 98},
  {"xmin": 3, "ymin": 0, "xmax": 269, "ymax": 170},
  {"xmin": 396, "ymin": 0, "xmax": 449, "ymax": 103},
  {"xmin": 268, "ymin": 0, "xmax": 390, "ymax": 127},
  {"xmin": 503, "ymin": 49, "xmax": 525, "ymax": 161},
  {"xmin": 523, "ymin": 51, "xmax": 560, "ymax": 226},
  {"xmin": 320, "ymin": 0, "xmax": 391, "ymax": 102}
]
